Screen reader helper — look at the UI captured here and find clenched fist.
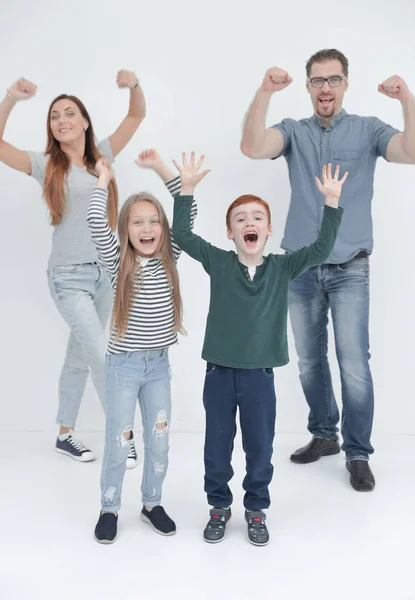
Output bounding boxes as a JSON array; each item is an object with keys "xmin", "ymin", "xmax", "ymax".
[
  {"xmin": 116, "ymin": 70, "xmax": 138, "ymax": 89},
  {"xmin": 378, "ymin": 75, "xmax": 411, "ymax": 101},
  {"xmin": 261, "ymin": 67, "xmax": 293, "ymax": 93},
  {"xmin": 7, "ymin": 77, "xmax": 37, "ymax": 101}
]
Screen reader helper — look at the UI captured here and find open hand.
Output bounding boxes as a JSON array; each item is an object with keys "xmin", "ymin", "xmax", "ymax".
[
  {"xmin": 172, "ymin": 152, "xmax": 210, "ymax": 193},
  {"xmin": 135, "ymin": 148, "xmax": 162, "ymax": 169},
  {"xmin": 315, "ymin": 164, "xmax": 348, "ymax": 206},
  {"xmin": 7, "ymin": 77, "xmax": 37, "ymax": 101}
]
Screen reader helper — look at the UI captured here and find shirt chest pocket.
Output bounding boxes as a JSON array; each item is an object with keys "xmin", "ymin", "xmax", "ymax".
[{"xmin": 332, "ymin": 150, "xmax": 360, "ymax": 177}]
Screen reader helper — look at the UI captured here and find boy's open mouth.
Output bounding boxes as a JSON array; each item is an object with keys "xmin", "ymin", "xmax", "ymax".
[{"xmin": 244, "ymin": 232, "xmax": 258, "ymax": 247}]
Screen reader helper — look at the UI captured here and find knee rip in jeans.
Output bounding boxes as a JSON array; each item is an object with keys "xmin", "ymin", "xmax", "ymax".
[
  {"xmin": 154, "ymin": 461, "xmax": 166, "ymax": 474},
  {"xmin": 119, "ymin": 426, "xmax": 133, "ymax": 448},
  {"xmin": 153, "ymin": 409, "xmax": 169, "ymax": 439}
]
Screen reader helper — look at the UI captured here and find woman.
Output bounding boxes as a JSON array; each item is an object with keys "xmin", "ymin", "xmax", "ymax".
[{"xmin": 0, "ymin": 71, "xmax": 145, "ymax": 466}]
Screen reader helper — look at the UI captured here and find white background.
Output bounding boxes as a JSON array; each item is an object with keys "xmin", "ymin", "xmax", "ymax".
[{"xmin": 1, "ymin": 0, "xmax": 414, "ymax": 437}]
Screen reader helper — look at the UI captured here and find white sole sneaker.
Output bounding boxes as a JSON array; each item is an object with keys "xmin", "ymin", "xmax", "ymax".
[
  {"xmin": 126, "ymin": 458, "xmax": 137, "ymax": 469},
  {"xmin": 55, "ymin": 448, "xmax": 95, "ymax": 462},
  {"xmin": 140, "ymin": 513, "xmax": 176, "ymax": 536}
]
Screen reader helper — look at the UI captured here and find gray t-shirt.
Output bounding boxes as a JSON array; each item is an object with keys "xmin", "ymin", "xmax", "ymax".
[{"xmin": 28, "ymin": 138, "xmax": 114, "ymax": 267}]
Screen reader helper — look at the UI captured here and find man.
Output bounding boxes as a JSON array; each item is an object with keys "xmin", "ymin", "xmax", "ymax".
[{"xmin": 240, "ymin": 48, "xmax": 415, "ymax": 491}]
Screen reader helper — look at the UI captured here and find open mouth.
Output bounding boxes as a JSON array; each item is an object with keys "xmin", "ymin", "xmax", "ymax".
[
  {"xmin": 244, "ymin": 232, "xmax": 258, "ymax": 247},
  {"xmin": 318, "ymin": 97, "xmax": 334, "ymax": 107},
  {"xmin": 59, "ymin": 128, "xmax": 72, "ymax": 133},
  {"xmin": 140, "ymin": 237, "xmax": 155, "ymax": 246}
]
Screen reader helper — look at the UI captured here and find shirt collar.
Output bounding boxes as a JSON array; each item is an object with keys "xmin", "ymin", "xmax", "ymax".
[{"xmin": 312, "ymin": 108, "xmax": 348, "ymax": 130}]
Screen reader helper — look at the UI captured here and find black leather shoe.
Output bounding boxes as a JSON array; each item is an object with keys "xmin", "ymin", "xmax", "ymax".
[
  {"xmin": 290, "ymin": 437, "xmax": 340, "ymax": 464},
  {"xmin": 346, "ymin": 460, "xmax": 375, "ymax": 492}
]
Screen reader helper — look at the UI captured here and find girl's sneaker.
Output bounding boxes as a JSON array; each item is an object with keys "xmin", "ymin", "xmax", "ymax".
[
  {"xmin": 55, "ymin": 430, "xmax": 95, "ymax": 462},
  {"xmin": 140, "ymin": 506, "xmax": 176, "ymax": 535},
  {"xmin": 126, "ymin": 432, "xmax": 137, "ymax": 469},
  {"xmin": 94, "ymin": 512, "xmax": 118, "ymax": 544},
  {"xmin": 245, "ymin": 510, "xmax": 269, "ymax": 546},
  {"xmin": 203, "ymin": 507, "xmax": 232, "ymax": 543}
]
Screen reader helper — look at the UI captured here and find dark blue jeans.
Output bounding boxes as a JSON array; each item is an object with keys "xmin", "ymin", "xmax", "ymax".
[
  {"xmin": 202, "ymin": 363, "xmax": 276, "ymax": 511},
  {"xmin": 288, "ymin": 256, "xmax": 374, "ymax": 461}
]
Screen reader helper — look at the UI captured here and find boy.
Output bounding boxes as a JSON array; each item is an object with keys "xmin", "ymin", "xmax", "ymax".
[{"xmin": 172, "ymin": 153, "xmax": 347, "ymax": 546}]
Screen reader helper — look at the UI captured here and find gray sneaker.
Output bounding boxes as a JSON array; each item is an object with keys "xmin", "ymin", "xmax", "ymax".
[
  {"xmin": 203, "ymin": 507, "xmax": 232, "ymax": 543},
  {"xmin": 245, "ymin": 510, "xmax": 269, "ymax": 546}
]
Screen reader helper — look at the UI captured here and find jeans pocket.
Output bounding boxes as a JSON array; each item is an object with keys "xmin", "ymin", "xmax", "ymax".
[
  {"xmin": 337, "ymin": 257, "xmax": 369, "ymax": 273},
  {"xmin": 206, "ymin": 362, "xmax": 217, "ymax": 375},
  {"xmin": 53, "ymin": 264, "xmax": 79, "ymax": 274},
  {"xmin": 261, "ymin": 368, "xmax": 274, "ymax": 378},
  {"xmin": 108, "ymin": 352, "xmax": 131, "ymax": 368}
]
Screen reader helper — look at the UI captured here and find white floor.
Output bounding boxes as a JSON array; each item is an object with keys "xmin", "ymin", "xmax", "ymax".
[{"xmin": 0, "ymin": 432, "xmax": 414, "ymax": 600}]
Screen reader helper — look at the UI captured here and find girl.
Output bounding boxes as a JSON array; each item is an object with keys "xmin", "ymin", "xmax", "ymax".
[
  {"xmin": 0, "ymin": 73, "xmax": 145, "ymax": 464},
  {"xmin": 88, "ymin": 149, "xmax": 196, "ymax": 543}
]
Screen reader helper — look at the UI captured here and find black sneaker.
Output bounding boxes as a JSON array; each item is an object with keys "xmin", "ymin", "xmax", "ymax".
[
  {"xmin": 55, "ymin": 431, "xmax": 95, "ymax": 462},
  {"xmin": 94, "ymin": 512, "xmax": 118, "ymax": 544},
  {"xmin": 245, "ymin": 510, "xmax": 269, "ymax": 546},
  {"xmin": 140, "ymin": 506, "xmax": 176, "ymax": 536},
  {"xmin": 126, "ymin": 431, "xmax": 137, "ymax": 469},
  {"xmin": 203, "ymin": 507, "xmax": 232, "ymax": 543}
]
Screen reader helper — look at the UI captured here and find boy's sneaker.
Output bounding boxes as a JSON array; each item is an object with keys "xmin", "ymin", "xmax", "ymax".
[
  {"xmin": 126, "ymin": 432, "xmax": 137, "ymax": 469},
  {"xmin": 94, "ymin": 512, "xmax": 118, "ymax": 544},
  {"xmin": 245, "ymin": 510, "xmax": 269, "ymax": 546},
  {"xmin": 203, "ymin": 507, "xmax": 232, "ymax": 543},
  {"xmin": 140, "ymin": 506, "xmax": 176, "ymax": 536},
  {"xmin": 55, "ymin": 430, "xmax": 95, "ymax": 462}
]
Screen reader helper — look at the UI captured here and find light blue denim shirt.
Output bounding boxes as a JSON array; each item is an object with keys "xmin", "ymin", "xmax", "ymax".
[{"xmin": 272, "ymin": 110, "xmax": 399, "ymax": 263}]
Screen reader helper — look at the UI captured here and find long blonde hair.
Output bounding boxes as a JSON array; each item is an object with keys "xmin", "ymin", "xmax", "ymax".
[{"xmin": 112, "ymin": 192, "xmax": 183, "ymax": 338}]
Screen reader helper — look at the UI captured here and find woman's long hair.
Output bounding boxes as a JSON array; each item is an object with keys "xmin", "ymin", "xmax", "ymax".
[
  {"xmin": 44, "ymin": 94, "xmax": 118, "ymax": 229},
  {"xmin": 112, "ymin": 192, "xmax": 184, "ymax": 338}
]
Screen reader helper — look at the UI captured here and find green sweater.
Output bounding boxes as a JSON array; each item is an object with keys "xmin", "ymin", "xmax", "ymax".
[{"xmin": 173, "ymin": 196, "xmax": 343, "ymax": 369}]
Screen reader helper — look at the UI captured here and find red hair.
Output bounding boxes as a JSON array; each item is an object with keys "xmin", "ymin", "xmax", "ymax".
[{"xmin": 226, "ymin": 194, "xmax": 271, "ymax": 230}]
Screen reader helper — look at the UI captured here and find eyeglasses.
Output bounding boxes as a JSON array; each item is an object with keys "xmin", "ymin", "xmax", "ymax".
[{"xmin": 307, "ymin": 76, "xmax": 346, "ymax": 88}]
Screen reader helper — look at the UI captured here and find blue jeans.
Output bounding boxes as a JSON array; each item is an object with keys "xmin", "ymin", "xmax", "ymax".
[
  {"xmin": 203, "ymin": 363, "xmax": 276, "ymax": 511},
  {"xmin": 288, "ymin": 256, "xmax": 374, "ymax": 461},
  {"xmin": 101, "ymin": 349, "xmax": 171, "ymax": 512},
  {"xmin": 47, "ymin": 263, "xmax": 113, "ymax": 428}
]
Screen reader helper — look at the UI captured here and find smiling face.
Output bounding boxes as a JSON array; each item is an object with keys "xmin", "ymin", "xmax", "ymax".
[
  {"xmin": 128, "ymin": 200, "xmax": 163, "ymax": 257},
  {"xmin": 307, "ymin": 59, "xmax": 348, "ymax": 122},
  {"xmin": 227, "ymin": 201, "xmax": 272, "ymax": 264},
  {"xmin": 49, "ymin": 98, "xmax": 89, "ymax": 145}
]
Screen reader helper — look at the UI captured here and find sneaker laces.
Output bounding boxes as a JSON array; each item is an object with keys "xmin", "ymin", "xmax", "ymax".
[
  {"xmin": 68, "ymin": 434, "xmax": 89, "ymax": 452},
  {"xmin": 128, "ymin": 440, "xmax": 137, "ymax": 459}
]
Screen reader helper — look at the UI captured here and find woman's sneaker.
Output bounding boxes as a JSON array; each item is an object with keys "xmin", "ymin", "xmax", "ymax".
[
  {"xmin": 140, "ymin": 506, "xmax": 176, "ymax": 536},
  {"xmin": 245, "ymin": 510, "xmax": 269, "ymax": 546},
  {"xmin": 126, "ymin": 432, "xmax": 137, "ymax": 469},
  {"xmin": 203, "ymin": 507, "xmax": 232, "ymax": 543},
  {"xmin": 55, "ymin": 430, "xmax": 95, "ymax": 462},
  {"xmin": 94, "ymin": 512, "xmax": 118, "ymax": 544}
]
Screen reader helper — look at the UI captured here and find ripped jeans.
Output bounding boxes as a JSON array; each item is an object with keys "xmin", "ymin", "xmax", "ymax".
[{"xmin": 101, "ymin": 349, "xmax": 171, "ymax": 512}]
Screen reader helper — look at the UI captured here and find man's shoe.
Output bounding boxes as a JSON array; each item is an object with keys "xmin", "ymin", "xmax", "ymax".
[
  {"xmin": 290, "ymin": 437, "xmax": 340, "ymax": 464},
  {"xmin": 346, "ymin": 460, "xmax": 375, "ymax": 492}
]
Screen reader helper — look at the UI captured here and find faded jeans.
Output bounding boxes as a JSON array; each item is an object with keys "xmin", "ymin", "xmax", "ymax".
[
  {"xmin": 101, "ymin": 349, "xmax": 171, "ymax": 512},
  {"xmin": 288, "ymin": 256, "xmax": 374, "ymax": 461},
  {"xmin": 47, "ymin": 262, "xmax": 112, "ymax": 428}
]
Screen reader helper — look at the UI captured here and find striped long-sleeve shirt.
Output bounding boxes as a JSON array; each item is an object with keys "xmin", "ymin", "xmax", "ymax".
[{"xmin": 87, "ymin": 176, "xmax": 196, "ymax": 354}]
